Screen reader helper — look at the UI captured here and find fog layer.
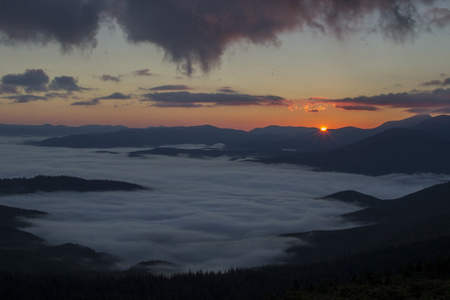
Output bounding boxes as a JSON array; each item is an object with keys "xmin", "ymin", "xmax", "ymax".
[{"xmin": 1, "ymin": 137, "xmax": 449, "ymax": 272}]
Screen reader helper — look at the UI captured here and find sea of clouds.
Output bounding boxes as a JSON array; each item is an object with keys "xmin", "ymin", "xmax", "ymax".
[{"xmin": 1, "ymin": 137, "xmax": 450, "ymax": 273}]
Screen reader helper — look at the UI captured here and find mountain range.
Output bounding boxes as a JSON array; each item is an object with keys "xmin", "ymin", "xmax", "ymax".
[{"xmin": 23, "ymin": 113, "xmax": 450, "ymax": 176}]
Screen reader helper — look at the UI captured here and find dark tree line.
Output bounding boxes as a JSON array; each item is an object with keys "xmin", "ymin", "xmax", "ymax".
[
  {"xmin": 2, "ymin": 235, "xmax": 450, "ymax": 299},
  {"xmin": 0, "ymin": 175, "xmax": 146, "ymax": 195}
]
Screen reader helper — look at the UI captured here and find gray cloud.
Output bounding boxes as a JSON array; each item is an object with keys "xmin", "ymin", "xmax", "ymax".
[
  {"xmin": 142, "ymin": 91, "xmax": 290, "ymax": 108},
  {"xmin": 149, "ymin": 85, "xmax": 192, "ymax": 91},
  {"xmin": 98, "ymin": 74, "xmax": 121, "ymax": 83},
  {"xmin": 335, "ymin": 105, "xmax": 380, "ymax": 111},
  {"xmin": 314, "ymin": 88, "xmax": 450, "ymax": 111},
  {"xmin": 421, "ymin": 77, "xmax": 450, "ymax": 87},
  {"xmin": 2, "ymin": 138, "xmax": 449, "ymax": 272},
  {"xmin": 71, "ymin": 99, "xmax": 100, "ymax": 106},
  {"xmin": 2, "ymin": 69, "xmax": 49, "ymax": 93},
  {"xmin": 99, "ymin": 92, "xmax": 131, "ymax": 100},
  {"xmin": 0, "ymin": 0, "xmax": 106, "ymax": 51},
  {"xmin": 2, "ymin": 94, "xmax": 48, "ymax": 103},
  {"xmin": 49, "ymin": 76, "xmax": 84, "ymax": 92},
  {"xmin": 217, "ymin": 87, "xmax": 237, "ymax": 94},
  {"xmin": 71, "ymin": 92, "xmax": 131, "ymax": 106},
  {"xmin": 0, "ymin": 84, "xmax": 19, "ymax": 94},
  {"xmin": 133, "ymin": 69, "xmax": 154, "ymax": 77},
  {"xmin": 0, "ymin": 1, "xmax": 448, "ymax": 75}
]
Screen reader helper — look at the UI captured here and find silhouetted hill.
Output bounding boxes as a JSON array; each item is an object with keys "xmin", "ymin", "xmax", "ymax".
[
  {"xmin": 0, "ymin": 205, "xmax": 48, "ymax": 228},
  {"xmin": 321, "ymin": 190, "xmax": 383, "ymax": 207},
  {"xmin": 262, "ymin": 126, "xmax": 450, "ymax": 175},
  {"xmin": 31, "ymin": 125, "xmax": 269, "ymax": 149},
  {"xmin": 0, "ymin": 175, "xmax": 147, "ymax": 195},
  {"xmin": 412, "ymin": 114, "xmax": 450, "ymax": 141},
  {"xmin": 27, "ymin": 114, "xmax": 437, "ymax": 156},
  {"xmin": 373, "ymin": 113, "xmax": 431, "ymax": 132},
  {"xmin": 343, "ymin": 181, "xmax": 450, "ymax": 223},
  {"xmin": 0, "ymin": 203, "xmax": 120, "ymax": 273},
  {"xmin": 284, "ymin": 181, "xmax": 450, "ymax": 264}
]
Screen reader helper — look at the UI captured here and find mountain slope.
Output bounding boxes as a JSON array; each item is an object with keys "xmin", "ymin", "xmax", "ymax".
[
  {"xmin": 262, "ymin": 126, "xmax": 450, "ymax": 175},
  {"xmin": 31, "ymin": 125, "xmax": 267, "ymax": 149},
  {"xmin": 284, "ymin": 181, "xmax": 450, "ymax": 264}
]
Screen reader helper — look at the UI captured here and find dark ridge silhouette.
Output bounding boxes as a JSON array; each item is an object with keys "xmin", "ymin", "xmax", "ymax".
[
  {"xmin": 0, "ymin": 204, "xmax": 48, "ymax": 228},
  {"xmin": 0, "ymin": 175, "xmax": 147, "ymax": 196},
  {"xmin": 320, "ymin": 190, "xmax": 383, "ymax": 207},
  {"xmin": 30, "ymin": 125, "xmax": 265, "ymax": 149},
  {"xmin": 29, "ymin": 114, "xmax": 433, "ymax": 152},
  {"xmin": 284, "ymin": 181, "xmax": 450, "ymax": 265},
  {"xmin": 261, "ymin": 127, "xmax": 450, "ymax": 175}
]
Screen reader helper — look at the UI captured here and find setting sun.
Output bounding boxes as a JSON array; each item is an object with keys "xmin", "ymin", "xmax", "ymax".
[{"xmin": 320, "ymin": 127, "xmax": 327, "ymax": 132}]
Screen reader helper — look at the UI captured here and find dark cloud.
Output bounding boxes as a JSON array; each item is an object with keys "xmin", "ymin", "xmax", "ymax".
[
  {"xmin": 48, "ymin": 76, "xmax": 84, "ymax": 91},
  {"xmin": 319, "ymin": 88, "xmax": 450, "ymax": 111},
  {"xmin": 133, "ymin": 69, "xmax": 154, "ymax": 76},
  {"xmin": 3, "ymin": 94, "xmax": 47, "ymax": 103},
  {"xmin": 307, "ymin": 109, "xmax": 320, "ymax": 113},
  {"xmin": 335, "ymin": 105, "xmax": 380, "ymax": 111},
  {"xmin": 421, "ymin": 79, "xmax": 444, "ymax": 87},
  {"xmin": 0, "ymin": 84, "xmax": 19, "ymax": 94},
  {"xmin": 99, "ymin": 92, "xmax": 131, "ymax": 100},
  {"xmin": 0, "ymin": 1, "xmax": 448, "ymax": 75},
  {"xmin": 2, "ymin": 69, "xmax": 49, "ymax": 92},
  {"xmin": 420, "ymin": 77, "xmax": 450, "ymax": 87},
  {"xmin": 71, "ymin": 92, "xmax": 131, "ymax": 106},
  {"xmin": 45, "ymin": 92, "xmax": 73, "ymax": 99},
  {"xmin": 0, "ymin": 0, "xmax": 106, "ymax": 51},
  {"xmin": 71, "ymin": 99, "xmax": 100, "ymax": 106},
  {"xmin": 98, "ymin": 74, "xmax": 121, "ymax": 83},
  {"xmin": 217, "ymin": 87, "xmax": 237, "ymax": 94},
  {"xmin": 149, "ymin": 85, "xmax": 192, "ymax": 91},
  {"xmin": 111, "ymin": 0, "xmax": 444, "ymax": 75},
  {"xmin": 424, "ymin": 7, "xmax": 450, "ymax": 28},
  {"xmin": 141, "ymin": 91, "xmax": 290, "ymax": 108}
]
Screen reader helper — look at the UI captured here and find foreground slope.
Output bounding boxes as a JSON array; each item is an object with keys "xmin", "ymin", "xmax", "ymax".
[{"xmin": 284, "ymin": 181, "xmax": 450, "ymax": 264}]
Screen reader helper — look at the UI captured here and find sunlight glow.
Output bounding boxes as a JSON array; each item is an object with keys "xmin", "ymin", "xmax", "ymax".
[{"xmin": 320, "ymin": 127, "xmax": 327, "ymax": 132}]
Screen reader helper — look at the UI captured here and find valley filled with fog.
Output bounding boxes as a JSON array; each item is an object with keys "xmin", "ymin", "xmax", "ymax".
[{"xmin": 1, "ymin": 137, "xmax": 449, "ymax": 273}]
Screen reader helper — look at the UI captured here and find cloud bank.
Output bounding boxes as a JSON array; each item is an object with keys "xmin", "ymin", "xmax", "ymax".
[
  {"xmin": 142, "ymin": 91, "xmax": 291, "ymax": 108},
  {"xmin": 1, "ymin": 137, "xmax": 450, "ymax": 273},
  {"xmin": 0, "ymin": 1, "xmax": 448, "ymax": 74},
  {"xmin": 303, "ymin": 87, "xmax": 450, "ymax": 113}
]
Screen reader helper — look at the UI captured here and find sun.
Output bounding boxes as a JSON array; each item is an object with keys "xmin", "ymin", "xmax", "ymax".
[{"xmin": 320, "ymin": 126, "xmax": 327, "ymax": 132}]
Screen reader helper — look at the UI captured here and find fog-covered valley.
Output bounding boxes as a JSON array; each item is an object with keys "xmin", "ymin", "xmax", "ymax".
[{"xmin": 1, "ymin": 137, "xmax": 450, "ymax": 273}]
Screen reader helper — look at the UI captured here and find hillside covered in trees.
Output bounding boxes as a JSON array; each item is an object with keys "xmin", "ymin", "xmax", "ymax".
[{"xmin": 0, "ymin": 175, "xmax": 147, "ymax": 195}]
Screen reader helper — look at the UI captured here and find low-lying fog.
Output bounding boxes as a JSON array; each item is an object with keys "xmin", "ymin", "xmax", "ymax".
[{"xmin": 1, "ymin": 137, "xmax": 450, "ymax": 273}]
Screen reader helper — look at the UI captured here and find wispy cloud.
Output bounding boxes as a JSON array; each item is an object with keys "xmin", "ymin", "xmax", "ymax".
[
  {"xmin": 304, "ymin": 88, "xmax": 450, "ymax": 112},
  {"xmin": 141, "ymin": 91, "xmax": 291, "ymax": 108},
  {"xmin": 133, "ymin": 69, "xmax": 154, "ymax": 77},
  {"xmin": 71, "ymin": 92, "xmax": 132, "ymax": 106},
  {"xmin": 421, "ymin": 78, "xmax": 450, "ymax": 87},
  {"xmin": 149, "ymin": 85, "xmax": 192, "ymax": 91},
  {"xmin": 97, "ymin": 74, "xmax": 121, "ymax": 83},
  {"xmin": 3, "ymin": 94, "xmax": 48, "ymax": 103}
]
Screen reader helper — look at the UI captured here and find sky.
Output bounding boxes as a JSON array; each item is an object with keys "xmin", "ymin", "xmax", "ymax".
[
  {"xmin": 0, "ymin": 0, "xmax": 450, "ymax": 130},
  {"xmin": 2, "ymin": 137, "xmax": 450, "ymax": 272}
]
